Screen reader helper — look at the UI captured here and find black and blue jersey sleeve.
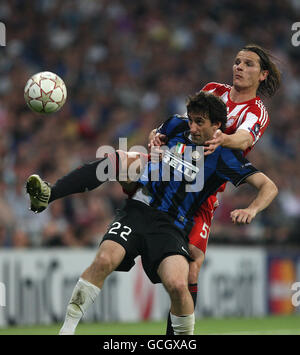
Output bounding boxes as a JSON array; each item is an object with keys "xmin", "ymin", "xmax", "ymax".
[
  {"xmin": 157, "ymin": 115, "xmax": 189, "ymax": 138},
  {"xmin": 216, "ymin": 148, "xmax": 259, "ymax": 186}
]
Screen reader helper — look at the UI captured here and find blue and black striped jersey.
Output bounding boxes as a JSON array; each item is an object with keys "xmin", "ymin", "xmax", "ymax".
[{"xmin": 135, "ymin": 115, "xmax": 259, "ymax": 233}]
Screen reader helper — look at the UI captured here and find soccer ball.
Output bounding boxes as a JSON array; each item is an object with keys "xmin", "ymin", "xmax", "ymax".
[{"xmin": 24, "ymin": 71, "xmax": 67, "ymax": 114}]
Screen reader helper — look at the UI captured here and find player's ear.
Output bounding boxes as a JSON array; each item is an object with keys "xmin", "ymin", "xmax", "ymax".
[
  {"xmin": 259, "ymin": 70, "xmax": 268, "ymax": 82},
  {"xmin": 213, "ymin": 122, "xmax": 222, "ymax": 130}
]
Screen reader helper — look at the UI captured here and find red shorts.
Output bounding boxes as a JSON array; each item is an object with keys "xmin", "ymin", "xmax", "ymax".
[{"xmin": 188, "ymin": 182, "xmax": 226, "ymax": 254}]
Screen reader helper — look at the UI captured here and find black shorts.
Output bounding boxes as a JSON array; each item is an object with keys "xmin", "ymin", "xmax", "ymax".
[{"xmin": 101, "ymin": 199, "xmax": 193, "ymax": 284}]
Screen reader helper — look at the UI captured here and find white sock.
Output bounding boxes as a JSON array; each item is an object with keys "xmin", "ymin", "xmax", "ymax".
[
  {"xmin": 59, "ymin": 278, "xmax": 100, "ymax": 335},
  {"xmin": 170, "ymin": 313, "xmax": 195, "ymax": 335}
]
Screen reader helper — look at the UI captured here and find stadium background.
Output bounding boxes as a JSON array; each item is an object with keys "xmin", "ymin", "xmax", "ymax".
[{"xmin": 0, "ymin": 0, "xmax": 299, "ymax": 334}]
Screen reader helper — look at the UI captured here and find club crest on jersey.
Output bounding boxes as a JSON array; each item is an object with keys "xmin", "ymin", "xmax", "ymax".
[
  {"xmin": 175, "ymin": 142, "xmax": 186, "ymax": 155},
  {"xmin": 226, "ymin": 116, "xmax": 238, "ymax": 128},
  {"xmin": 190, "ymin": 150, "xmax": 202, "ymax": 161}
]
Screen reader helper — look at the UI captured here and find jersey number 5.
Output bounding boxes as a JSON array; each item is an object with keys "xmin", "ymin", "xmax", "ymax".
[{"xmin": 200, "ymin": 222, "xmax": 210, "ymax": 239}]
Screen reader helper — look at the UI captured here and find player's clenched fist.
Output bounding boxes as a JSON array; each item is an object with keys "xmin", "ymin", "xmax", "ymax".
[
  {"xmin": 148, "ymin": 132, "xmax": 168, "ymax": 162},
  {"xmin": 230, "ymin": 208, "xmax": 257, "ymax": 224},
  {"xmin": 148, "ymin": 132, "xmax": 168, "ymax": 149}
]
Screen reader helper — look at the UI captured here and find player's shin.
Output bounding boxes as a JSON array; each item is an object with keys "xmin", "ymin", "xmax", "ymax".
[
  {"xmin": 165, "ymin": 283, "xmax": 198, "ymax": 335},
  {"xmin": 49, "ymin": 153, "xmax": 120, "ymax": 203},
  {"xmin": 170, "ymin": 313, "xmax": 195, "ymax": 335},
  {"xmin": 59, "ymin": 278, "xmax": 100, "ymax": 335}
]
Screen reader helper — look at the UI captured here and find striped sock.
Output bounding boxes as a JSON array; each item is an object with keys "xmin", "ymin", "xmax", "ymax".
[{"xmin": 188, "ymin": 283, "xmax": 198, "ymax": 308}]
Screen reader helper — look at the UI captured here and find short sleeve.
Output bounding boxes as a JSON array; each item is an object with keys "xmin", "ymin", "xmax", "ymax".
[
  {"xmin": 216, "ymin": 148, "xmax": 259, "ymax": 187},
  {"xmin": 237, "ymin": 107, "xmax": 269, "ymax": 145}
]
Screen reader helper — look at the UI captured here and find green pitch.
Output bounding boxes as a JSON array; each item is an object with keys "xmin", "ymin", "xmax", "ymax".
[{"xmin": 0, "ymin": 315, "xmax": 299, "ymax": 335}]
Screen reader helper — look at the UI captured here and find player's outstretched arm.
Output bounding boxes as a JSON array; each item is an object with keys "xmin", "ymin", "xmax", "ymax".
[
  {"xmin": 230, "ymin": 172, "xmax": 278, "ymax": 224},
  {"xmin": 148, "ymin": 127, "xmax": 253, "ymax": 156},
  {"xmin": 204, "ymin": 129, "xmax": 253, "ymax": 156}
]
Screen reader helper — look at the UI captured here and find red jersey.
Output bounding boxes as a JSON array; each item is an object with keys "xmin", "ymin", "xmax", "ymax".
[
  {"xmin": 202, "ymin": 82, "xmax": 269, "ymax": 155},
  {"xmin": 190, "ymin": 83, "xmax": 270, "ymax": 252}
]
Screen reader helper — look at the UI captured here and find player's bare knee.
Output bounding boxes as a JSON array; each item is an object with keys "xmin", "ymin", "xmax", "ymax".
[
  {"xmin": 165, "ymin": 279, "xmax": 189, "ymax": 300},
  {"xmin": 93, "ymin": 252, "xmax": 114, "ymax": 274}
]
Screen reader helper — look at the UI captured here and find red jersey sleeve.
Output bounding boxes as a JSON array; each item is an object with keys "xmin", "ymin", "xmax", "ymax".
[
  {"xmin": 202, "ymin": 82, "xmax": 222, "ymax": 92},
  {"xmin": 237, "ymin": 101, "xmax": 270, "ymax": 154},
  {"xmin": 201, "ymin": 82, "xmax": 232, "ymax": 99}
]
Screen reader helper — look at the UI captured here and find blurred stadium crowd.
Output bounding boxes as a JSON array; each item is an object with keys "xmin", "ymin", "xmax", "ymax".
[{"xmin": 0, "ymin": 0, "xmax": 299, "ymax": 248}]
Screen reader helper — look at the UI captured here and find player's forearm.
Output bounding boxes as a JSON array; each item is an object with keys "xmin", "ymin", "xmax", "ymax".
[
  {"xmin": 221, "ymin": 131, "xmax": 253, "ymax": 151},
  {"xmin": 246, "ymin": 177, "xmax": 278, "ymax": 215}
]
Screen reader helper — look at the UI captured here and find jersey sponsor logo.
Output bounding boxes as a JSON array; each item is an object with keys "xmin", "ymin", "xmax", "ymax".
[
  {"xmin": 163, "ymin": 149, "xmax": 199, "ymax": 181},
  {"xmin": 161, "ymin": 146, "xmax": 205, "ymax": 192}
]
